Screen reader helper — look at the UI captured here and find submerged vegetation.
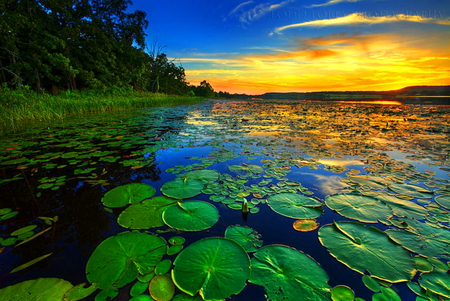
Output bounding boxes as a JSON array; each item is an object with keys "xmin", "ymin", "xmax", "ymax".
[{"xmin": 0, "ymin": 99, "xmax": 449, "ymax": 300}]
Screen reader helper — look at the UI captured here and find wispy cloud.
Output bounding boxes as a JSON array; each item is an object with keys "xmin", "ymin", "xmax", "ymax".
[
  {"xmin": 228, "ymin": 0, "xmax": 295, "ymax": 24},
  {"xmin": 272, "ymin": 13, "xmax": 450, "ymax": 34},
  {"xmin": 307, "ymin": 0, "xmax": 362, "ymax": 8}
]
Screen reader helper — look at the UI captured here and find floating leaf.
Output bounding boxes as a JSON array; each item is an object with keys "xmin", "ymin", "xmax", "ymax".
[
  {"xmin": 11, "ymin": 225, "xmax": 37, "ymax": 236},
  {"xmin": 149, "ymin": 275, "xmax": 175, "ymax": 301},
  {"xmin": 418, "ymin": 270, "xmax": 450, "ymax": 299},
  {"xmin": 325, "ymin": 194, "xmax": 392, "ymax": 223},
  {"xmin": 372, "ymin": 287, "xmax": 401, "ymax": 301},
  {"xmin": 362, "ymin": 275, "xmax": 382, "ymax": 292},
  {"xmin": 229, "ymin": 164, "xmax": 263, "ymax": 175},
  {"xmin": 318, "ymin": 222, "xmax": 416, "ymax": 283},
  {"xmin": 414, "ymin": 256, "xmax": 433, "ymax": 272},
  {"xmin": 118, "ymin": 196, "xmax": 177, "ymax": 229},
  {"xmin": 185, "ymin": 169, "xmax": 220, "ymax": 183},
  {"xmin": 161, "ymin": 179, "xmax": 204, "ymax": 199},
  {"xmin": 11, "ymin": 253, "xmax": 53, "ymax": 273},
  {"xmin": 435, "ymin": 195, "xmax": 450, "ymax": 209},
  {"xmin": 375, "ymin": 194, "xmax": 427, "ymax": 219},
  {"xmin": 268, "ymin": 193, "xmax": 323, "ymax": 219},
  {"xmin": 101, "ymin": 183, "xmax": 156, "ymax": 208},
  {"xmin": 388, "ymin": 183, "xmax": 433, "ymax": 199},
  {"xmin": 386, "ymin": 218, "xmax": 450, "ymax": 259},
  {"xmin": 162, "ymin": 201, "xmax": 219, "ymax": 231},
  {"xmin": 155, "ymin": 259, "xmax": 172, "ymax": 275},
  {"xmin": 224, "ymin": 225, "xmax": 262, "ymax": 252},
  {"xmin": 249, "ymin": 244, "xmax": 331, "ymax": 301},
  {"xmin": 63, "ymin": 282, "xmax": 98, "ymax": 301},
  {"xmin": 168, "ymin": 236, "xmax": 186, "ymax": 245},
  {"xmin": 86, "ymin": 231, "xmax": 166, "ymax": 289},
  {"xmin": 172, "ymin": 237, "xmax": 250, "ymax": 300},
  {"xmin": 130, "ymin": 281, "xmax": 149, "ymax": 297},
  {"xmin": 293, "ymin": 219, "xmax": 319, "ymax": 232},
  {"xmin": 331, "ymin": 285, "xmax": 355, "ymax": 301},
  {"xmin": 0, "ymin": 278, "xmax": 73, "ymax": 300}
]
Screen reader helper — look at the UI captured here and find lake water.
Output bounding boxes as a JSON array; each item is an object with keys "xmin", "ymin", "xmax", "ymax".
[{"xmin": 1, "ymin": 99, "xmax": 449, "ymax": 301}]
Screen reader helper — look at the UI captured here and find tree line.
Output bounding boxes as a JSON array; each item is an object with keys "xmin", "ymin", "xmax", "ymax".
[{"xmin": 0, "ymin": 0, "xmax": 217, "ymax": 97}]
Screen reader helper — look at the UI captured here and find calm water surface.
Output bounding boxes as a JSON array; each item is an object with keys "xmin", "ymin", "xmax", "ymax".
[{"xmin": 1, "ymin": 99, "xmax": 449, "ymax": 300}]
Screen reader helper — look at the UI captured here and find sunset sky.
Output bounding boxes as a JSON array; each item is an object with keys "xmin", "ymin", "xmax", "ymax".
[{"xmin": 131, "ymin": 0, "xmax": 450, "ymax": 94}]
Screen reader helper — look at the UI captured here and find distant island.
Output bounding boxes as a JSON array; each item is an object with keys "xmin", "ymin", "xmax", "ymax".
[{"xmin": 225, "ymin": 85, "xmax": 450, "ymax": 100}]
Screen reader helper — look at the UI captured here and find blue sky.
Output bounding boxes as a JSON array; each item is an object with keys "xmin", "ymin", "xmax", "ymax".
[{"xmin": 130, "ymin": 0, "xmax": 450, "ymax": 94}]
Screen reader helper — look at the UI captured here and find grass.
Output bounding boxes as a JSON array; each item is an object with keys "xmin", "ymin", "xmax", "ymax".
[{"xmin": 0, "ymin": 86, "xmax": 205, "ymax": 136}]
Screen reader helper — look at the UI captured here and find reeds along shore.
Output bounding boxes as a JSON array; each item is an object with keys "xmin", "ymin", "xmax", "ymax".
[{"xmin": 0, "ymin": 86, "xmax": 204, "ymax": 136}]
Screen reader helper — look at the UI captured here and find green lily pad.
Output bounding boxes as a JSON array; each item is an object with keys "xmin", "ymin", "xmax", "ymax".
[
  {"xmin": 149, "ymin": 275, "xmax": 175, "ymax": 301},
  {"xmin": 172, "ymin": 237, "xmax": 250, "ymax": 300},
  {"xmin": 362, "ymin": 275, "xmax": 382, "ymax": 292},
  {"xmin": 224, "ymin": 225, "xmax": 262, "ymax": 252},
  {"xmin": 375, "ymin": 194, "xmax": 427, "ymax": 219},
  {"xmin": 130, "ymin": 281, "xmax": 149, "ymax": 297},
  {"xmin": 318, "ymin": 222, "xmax": 416, "ymax": 282},
  {"xmin": 388, "ymin": 183, "xmax": 433, "ymax": 199},
  {"xmin": 168, "ymin": 236, "xmax": 186, "ymax": 245},
  {"xmin": 346, "ymin": 175, "xmax": 388, "ymax": 190},
  {"xmin": 155, "ymin": 259, "xmax": 172, "ymax": 275},
  {"xmin": 249, "ymin": 245, "xmax": 331, "ymax": 301},
  {"xmin": 268, "ymin": 193, "xmax": 323, "ymax": 219},
  {"xmin": 63, "ymin": 282, "xmax": 99, "ymax": 301},
  {"xmin": 118, "ymin": 196, "xmax": 177, "ymax": 229},
  {"xmin": 185, "ymin": 169, "xmax": 220, "ymax": 183},
  {"xmin": 325, "ymin": 194, "xmax": 392, "ymax": 223},
  {"xmin": 229, "ymin": 164, "xmax": 263, "ymax": 176},
  {"xmin": 372, "ymin": 287, "xmax": 401, "ymax": 301},
  {"xmin": 386, "ymin": 218, "xmax": 450, "ymax": 259},
  {"xmin": 101, "ymin": 183, "xmax": 156, "ymax": 208},
  {"xmin": 0, "ymin": 278, "xmax": 74, "ymax": 300},
  {"xmin": 161, "ymin": 179, "xmax": 204, "ymax": 199},
  {"xmin": 86, "ymin": 231, "xmax": 166, "ymax": 289},
  {"xmin": 162, "ymin": 201, "xmax": 219, "ymax": 231},
  {"xmin": 331, "ymin": 285, "xmax": 355, "ymax": 301},
  {"xmin": 418, "ymin": 270, "xmax": 450, "ymax": 299},
  {"xmin": 435, "ymin": 195, "xmax": 450, "ymax": 209}
]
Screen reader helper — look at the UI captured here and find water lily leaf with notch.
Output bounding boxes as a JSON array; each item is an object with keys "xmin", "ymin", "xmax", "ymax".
[
  {"xmin": 346, "ymin": 175, "xmax": 388, "ymax": 190},
  {"xmin": 268, "ymin": 193, "xmax": 323, "ymax": 219},
  {"xmin": 161, "ymin": 179, "xmax": 204, "ymax": 199},
  {"xmin": 331, "ymin": 285, "xmax": 355, "ymax": 301},
  {"xmin": 101, "ymin": 183, "xmax": 156, "ymax": 208},
  {"xmin": 118, "ymin": 196, "xmax": 177, "ymax": 229},
  {"xmin": 162, "ymin": 201, "xmax": 219, "ymax": 231},
  {"xmin": 249, "ymin": 244, "xmax": 331, "ymax": 301},
  {"xmin": 325, "ymin": 194, "xmax": 392, "ymax": 223},
  {"xmin": 172, "ymin": 237, "xmax": 250, "ymax": 300},
  {"xmin": 63, "ymin": 282, "xmax": 99, "ymax": 301},
  {"xmin": 318, "ymin": 222, "xmax": 416, "ymax": 283},
  {"xmin": 224, "ymin": 225, "xmax": 262, "ymax": 252},
  {"xmin": 293, "ymin": 219, "xmax": 319, "ymax": 232},
  {"xmin": 388, "ymin": 183, "xmax": 433, "ymax": 199},
  {"xmin": 86, "ymin": 231, "xmax": 166, "ymax": 289},
  {"xmin": 0, "ymin": 278, "xmax": 74, "ymax": 300},
  {"xmin": 229, "ymin": 164, "xmax": 263, "ymax": 176},
  {"xmin": 374, "ymin": 194, "xmax": 427, "ymax": 219},
  {"xmin": 385, "ymin": 218, "xmax": 450, "ymax": 259},
  {"xmin": 185, "ymin": 169, "xmax": 220, "ymax": 183},
  {"xmin": 418, "ymin": 270, "xmax": 450, "ymax": 299}
]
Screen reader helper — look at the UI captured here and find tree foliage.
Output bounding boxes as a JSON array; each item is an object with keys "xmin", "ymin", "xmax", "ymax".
[{"xmin": 0, "ymin": 0, "xmax": 188, "ymax": 95}]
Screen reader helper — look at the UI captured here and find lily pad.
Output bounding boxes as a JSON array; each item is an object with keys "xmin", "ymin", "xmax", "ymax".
[
  {"xmin": 435, "ymin": 195, "xmax": 450, "ymax": 209},
  {"xmin": 374, "ymin": 194, "xmax": 427, "ymax": 219},
  {"xmin": 229, "ymin": 164, "xmax": 263, "ymax": 176},
  {"xmin": 162, "ymin": 201, "xmax": 219, "ymax": 231},
  {"xmin": 0, "ymin": 278, "xmax": 74, "ymax": 300},
  {"xmin": 388, "ymin": 183, "xmax": 433, "ymax": 199},
  {"xmin": 293, "ymin": 219, "xmax": 319, "ymax": 232},
  {"xmin": 331, "ymin": 285, "xmax": 355, "ymax": 301},
  {"xmin": 386, "ymin": 218, "xmax": 450, "ymax": 259},
  {"xmin": 249, "ymin": 244, "xmax": 331, "ymax": 300},
  {"xmin": 161, "ymin": 179, "xmax": 204, "ymax": 199},
  {"xmin": 86, "ymin": 231, "xmax": 167, "ymax": 289},
  {"xmin": 224, "ymin": 225, "xmax": 262, "ymax": 252},
  {"xmin": 325, "ymin": 194, "xmax": 392, "ymax": 223},
  {"xmin": 149, "ymin": 275, "xmax": 175, "ymax": 301},
  {"xmin": 172, "ymin": 237, "xmax": 250, "ymax": 300},
  {"xmin": 268, "ymin": 193, "xmax": 323, "ymax": 219},
  {"xmin": 318, "ymin": 222, "xmax": 416, "ymax": 282},
  {"xmin": 418, "ymin": 270, "xmax": 450, "ymax": 299},
  {"xmin": 118, "ymin": 196, "xmax": 177, "ymax": 229},
  {"xmin": 185, "ymin": 169, "xmax": 220, "ymax": 183},
  {"xmin": 101, "ymin": 183, "xmax": 156, "ymax": 208}
]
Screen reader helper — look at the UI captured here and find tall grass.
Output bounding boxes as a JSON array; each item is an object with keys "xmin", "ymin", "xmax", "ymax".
[{"xmin": 0, "ymin": 86, "xmax": 205, "ymax": 136}]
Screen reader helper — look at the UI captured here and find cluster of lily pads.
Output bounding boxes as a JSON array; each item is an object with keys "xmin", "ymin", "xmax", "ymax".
[{"xmin": 1, "ymin": 100, "xmax": 449, "ymax": 301}]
